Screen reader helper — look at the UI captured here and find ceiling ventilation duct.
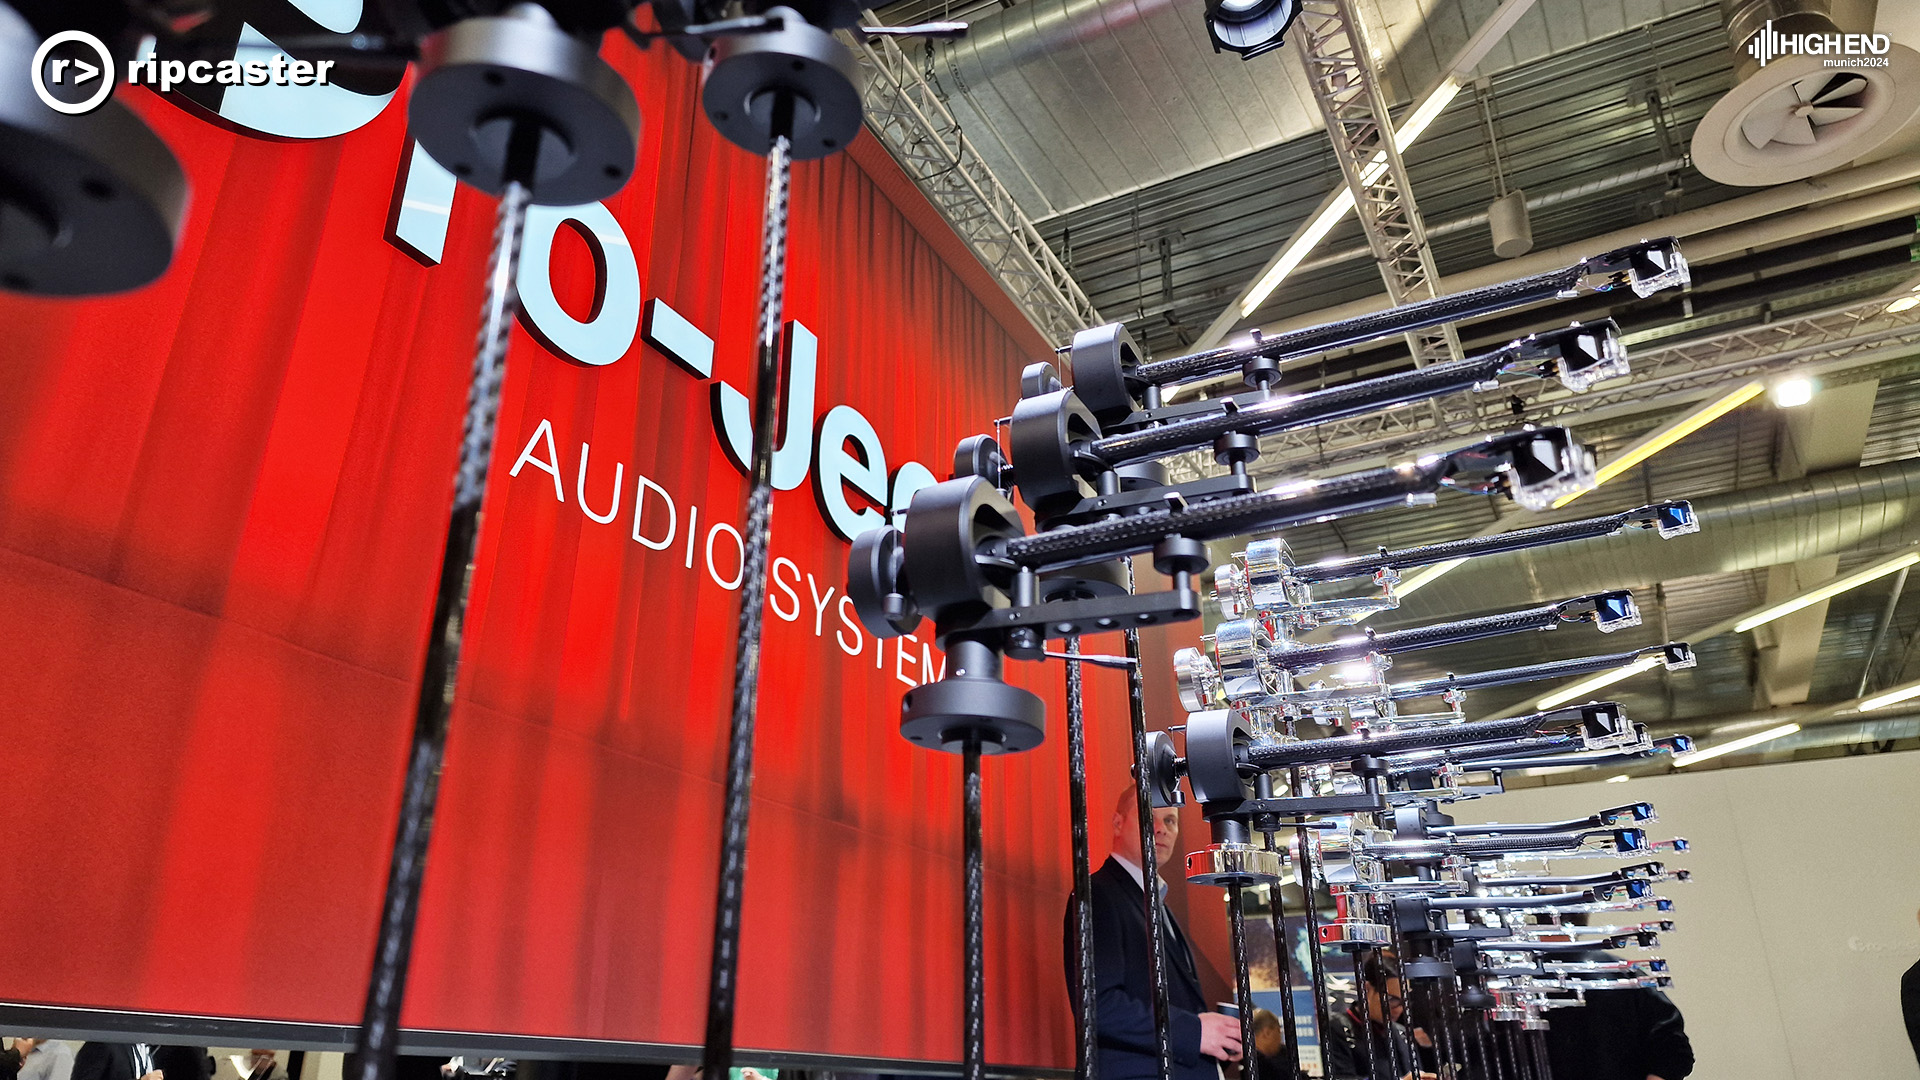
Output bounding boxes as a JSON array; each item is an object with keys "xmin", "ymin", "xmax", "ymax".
[{"xmin": 1693, "ymin": 0, "xmax": 1920, "ymax": 185}]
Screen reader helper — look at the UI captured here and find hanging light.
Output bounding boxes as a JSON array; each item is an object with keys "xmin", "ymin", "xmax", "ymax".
[
  {"xmin": 1205, "ymin": 0, "xmax": 1303, "ymax": 60},
  {"xmin": 1771, "ymin": 377, "xmax": 1816, "ymax": 408}
]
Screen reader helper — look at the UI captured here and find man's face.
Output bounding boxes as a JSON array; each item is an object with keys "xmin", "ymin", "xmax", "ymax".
[
  {"xmin": 1114, "ymin": 804, "xmax": 1181, "ymax": 869},
  {"xmin": 1367, "ymin": 976, "xmax": 1406, "ymax": 1023}
]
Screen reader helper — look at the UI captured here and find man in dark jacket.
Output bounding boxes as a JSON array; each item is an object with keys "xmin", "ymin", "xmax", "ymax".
[
  {"xmin": 1542, "ymin": 952, "xmax": 1693, "ymax": 1080},
  {"xmin": 1065, "ymin": 784, "xmax": 1242, "ymax": 1080}
]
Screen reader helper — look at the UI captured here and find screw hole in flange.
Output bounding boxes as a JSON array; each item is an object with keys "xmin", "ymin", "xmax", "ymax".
[
  {"xmin": 80, "ymin": 178, "xmax": 114, "ymax": 201},
  {"xmin": 483, "ymin": 71, "xmax": 505, "ymax": 87},
  {"xmin": 2, "ymin": 273, "xmax": 29, "ymax": 290}
]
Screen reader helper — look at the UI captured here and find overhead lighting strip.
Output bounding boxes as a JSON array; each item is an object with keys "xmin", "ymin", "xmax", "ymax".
[
  {"xmin": 1670, "ymin": 722, "xmax": 1801, "ymax": 767},
  {"xmin": 1732, "ymin": 549, "xmax": 1920, "ymax": 634},
  {"xmin": 1552, "ymin": 381, "xmax": 1766, "ymax": 509},
  {"xmin": 1239, "ymin": 77, "xmax": 1463, "ymax": 318}
]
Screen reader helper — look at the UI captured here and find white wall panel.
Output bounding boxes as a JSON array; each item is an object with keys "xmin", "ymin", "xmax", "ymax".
[{"xmin": 1450, "ymin": 752, "xmax": 1920, "ymax": 1080}]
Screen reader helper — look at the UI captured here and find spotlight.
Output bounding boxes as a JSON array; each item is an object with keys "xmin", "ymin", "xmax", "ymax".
[
  {"xmin": 1204, "ymin": 0, "xmax": 1302, "ymax": 59},
  {"xmin": 1771, "ymin": 377, "xmax": 1815, "ymax": 408}
]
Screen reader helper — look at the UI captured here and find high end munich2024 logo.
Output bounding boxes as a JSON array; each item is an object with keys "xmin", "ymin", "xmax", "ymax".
[{"xmin": 1747, "ymin": 19, "xmax": 1893, "ymax": 68}]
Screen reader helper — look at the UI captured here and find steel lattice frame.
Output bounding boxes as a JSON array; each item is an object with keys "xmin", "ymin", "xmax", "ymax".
[
  {"xmin": 1292, "ymin": 0, "xmax": 1462, "ymax": 370},
  {"xmin": 1238, "ymin": 294, "xmax": 1920, "ymax": 478},
  {"xmin": 852, "ymin": 21, "xmax": 1103, "ymax": 341}
]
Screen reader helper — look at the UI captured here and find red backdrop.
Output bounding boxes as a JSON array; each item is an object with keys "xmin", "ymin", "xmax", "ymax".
[{"xmin": 0, "ymin": 35, "xmax": 1225, "ymax": 1067}]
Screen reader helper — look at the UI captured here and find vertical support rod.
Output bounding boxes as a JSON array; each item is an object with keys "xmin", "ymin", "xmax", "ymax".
[
  {"xmin": 1262, "ymin": 828, "xmax": 1301, "ymax": 1080},
  {"xmin": 1290, "ymin": 769, "xmax": 1333, "ymax": 1056},
  {"xmin": 700, "ymin": 109, "xmax": 795, "ymax": 1074},
  {"xmin": 351, "ymin": 123, "xmax": 538, "ymax": 1080},
  {"xmin": 1478, "ymin": 1013, "xmax": 1502, "ymax": 1080},
  {"xmin": 1440, "ymin": 967, "xmax": 1471, "ymax": 1076},
  {"xmin": 1387, "ymin": 923, "xmax": 1438, "ymax": 1079},
  {"xmin": 1359, "ymin": 949, "xmax": 1393, "ymax": 1080},
  {"xmin": 1064, "ymin": 636, "xmax": 1097, "ymax": 1080},
  {"xmin": 1227, "ymin": 885, "xmax": 1257, "ymax": 1080},
  {"xmin": 1123, "ymin": 564, "xmax": 1175, "ymax": 1080},
  {"xmin": 1501, "ymin": 1021, "xmax": 1522, "ymax": 1080},
  {"xmin": 963, "ymin": 735, "xmax": 987, "ymax": 1080}
]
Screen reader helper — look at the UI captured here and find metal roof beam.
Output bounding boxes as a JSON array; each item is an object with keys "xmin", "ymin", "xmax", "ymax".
[
  {"xmin": 1290, "ymin": 0, "xmax": 1461, "ymax": 374},
  {"xmin": 1190, "ymin": 0, "xmax": 1540, "ymax": 351}
]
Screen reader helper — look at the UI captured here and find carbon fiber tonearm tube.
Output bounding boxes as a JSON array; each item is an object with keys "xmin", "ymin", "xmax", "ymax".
[
  {"xmin": 1290, "ymin": 502, "xmax": 1696, "ymax": 585},
  {"xmin": 1240, "ymin": 703, "xmax": 1621, "ymax": 771},
  {"xmin": 1265, "ymin": 591, "xmax": 1637, "ymax": 673},
  {"xmin": 1239, "ymin": 713, "xmax": 1562, "ymax": 770},
  {"xmin": 1432, "ymin": 802, "xmax": 1653, "ymax": 836},
  {"xmin": 1389, "ymin": 643, "xmax": 1693, "ymax": 699},
  {"xmin": 1003, "ymin": 456, "xmax": 1448, "ymax": 571},
  {"xmin": 1087, "ymin": 327, "xmax": 1622, "ymax": 470},
  {"xmin": 1384, "ymin": 735, "xmax": 1586, "ymax": 775},
  {"xmin": 1132, "ymin": 238, "xmax": 1687, "ymax": 387},
  {"xmin": 1470, "ymin": 743, "xmax": 1684, "ymax": 771},
  {"xmin": 1425, "ymin": 893, "xmax": 1598, "ymax": 912},
  {"xmin": 1002, "ymin": 427, "xmax": 1594, "ymax": 572},
  {"xmin": 1363, "ymin": 827, "xmax": 1645, "ymax": 860}
]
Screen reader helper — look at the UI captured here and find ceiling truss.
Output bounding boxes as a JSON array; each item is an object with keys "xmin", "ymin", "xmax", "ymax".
[{"xmin": 853, "ymin": 22, "xmax": 1103, "ymax": 342}]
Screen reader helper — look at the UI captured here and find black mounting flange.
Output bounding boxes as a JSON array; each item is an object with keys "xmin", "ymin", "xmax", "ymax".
[
  {"xmin": 409, "ymin": 2, "xmax": 640, "ymax": 205},
  {"xmin": 0, "ymin": 3, "xmax": 187, "ymax": 296},
  {"xmin": 900, "ymin": 636, "xmax": 1045, "ymax": 754},
  {"xmin": 702, "ymin": 5, "xmax": 861, "ymax": 160}
]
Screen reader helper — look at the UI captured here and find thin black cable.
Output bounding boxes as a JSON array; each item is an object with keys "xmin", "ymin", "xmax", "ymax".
[
  {"xmin": 700, "ymin": 106, "xmax": 794, "ymax": 1075},
  {"xmin": 963, "ymin": 735, "xmax": 986, "ymax": 1080},
  {"xmin": 1123, "ymin": 564, "xmax": 1174, "ymax": 1080},
  {"xmin": 1228, "ymin": 885, "xmax": 1257, "ymax": 1080},
  {"xmin": 1064, "ymin": 637, "xmax": 1097, "ymax": 1080},
  {"xmin": 350, "ymin": 125, "xmax": 536, "ymax": 1080}
]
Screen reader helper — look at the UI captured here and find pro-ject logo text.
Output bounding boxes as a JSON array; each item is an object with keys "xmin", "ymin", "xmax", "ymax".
[{"xmin": 1748, "ymin": 20, "xmax": 1893, "ymax": 68}]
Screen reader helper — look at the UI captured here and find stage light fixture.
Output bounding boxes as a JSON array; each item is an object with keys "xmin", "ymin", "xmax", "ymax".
[
  {"xmin": 1205, "ymin": 0, "xmax": 1303, "ymax": 61},
  {"xmin": 1771, "ymin": 377, "xmax": 1815, "ymax": 408}
]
